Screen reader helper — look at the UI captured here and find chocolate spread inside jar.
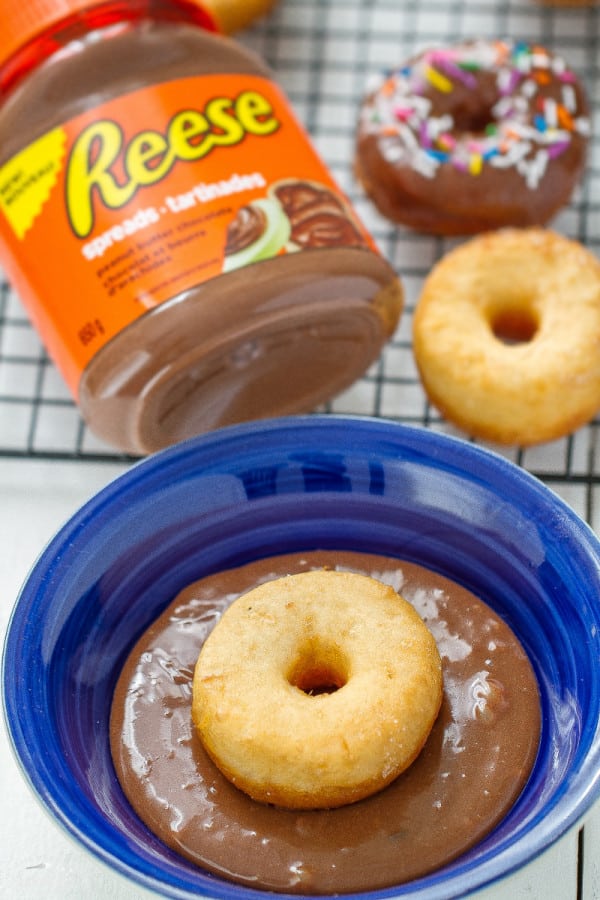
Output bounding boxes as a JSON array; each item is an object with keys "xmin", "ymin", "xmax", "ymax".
[
  {"xmin": 0, "ymin": 1, "xmax": 402, "ymax": 455},
  {"xmin": 110, "ymin": 550, "xmax": 541, "ymax": 894}
]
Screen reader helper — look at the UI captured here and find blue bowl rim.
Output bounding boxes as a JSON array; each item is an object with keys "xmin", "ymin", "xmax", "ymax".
[{"xmin": 3, "ymin": 413, "xmax": 600, "ymax": 900}]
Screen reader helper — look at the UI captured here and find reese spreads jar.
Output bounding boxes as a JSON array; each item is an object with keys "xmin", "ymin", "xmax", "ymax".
[{"xmin": 0, "ymin": 0, "xmax": 403, "ymax": 454}]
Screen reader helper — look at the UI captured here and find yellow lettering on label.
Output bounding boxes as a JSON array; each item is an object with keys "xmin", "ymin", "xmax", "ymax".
[
  {"xmin": 67, "ymin": 120, "xmax": 137, "ymax": 239},
  {"xmin": 236, "ymin": 91, "xmax": 279, "ymax": 136},
  {"xmin": 203, "ymin": 98, "xmax": 245, "ymax": 148},
  {"xmin": 125, "ymin": 130, "xmax": 171, "ymax": 184},
  {"xmin": 167, "ymin": 110, "xmax": 210, "ymax": 161},
  {"xmin": 66, "ymin": 90, "xmax": 281, "ymax": 239},
  {"xmin": 0, "ymin": 127, "xmax": 66, "ymax": 240}
]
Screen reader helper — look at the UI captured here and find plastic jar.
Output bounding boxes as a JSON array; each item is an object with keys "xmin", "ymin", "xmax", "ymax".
[{"xmin": 0, "ymin": 0, "xmax": 403, "ymax": 454}]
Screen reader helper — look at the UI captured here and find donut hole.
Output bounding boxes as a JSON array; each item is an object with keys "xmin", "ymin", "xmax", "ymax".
[
  {"xmin": 452, "ymin": 101, "xmax": 496, "ymax": 136},
  {"xmin": 288, "ymin": 641, "xmax": 350, "ymax": 696},
  {"xmin": 449, "ymin": 76, "xmax": 499, "ymax": 135},
  {"xmin": 489, "ymin": 307, "xmax": 539, "ymax": 345}
]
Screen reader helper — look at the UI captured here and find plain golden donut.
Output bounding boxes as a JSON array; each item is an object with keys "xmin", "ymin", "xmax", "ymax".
[
  {"xmin": 192, "ymin": 569, "xmax": 443, "ymax": 810},
  {"xmin": 203, "ymin": 0, "xmax": 279, "ymax": 33},
  {"xmin": 413, "ymin": 228, "xmax": 600, "ymax": 445}
]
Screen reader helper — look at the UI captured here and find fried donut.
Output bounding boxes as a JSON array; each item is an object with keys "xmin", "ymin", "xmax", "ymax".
[
  {"xmin": 192, "ymin": 569, "xmax": 443, "ymax": 810},
  {"xmin": 355, "ymin": 40, "xmax": 590, "ymax": 235},
  {"xmin": 413, "ymin": 228, "xmax": 600, "ymax": 445},
  {"xmin": 203, "ymin": 0, "xmax": 279, "ymax": 33}
]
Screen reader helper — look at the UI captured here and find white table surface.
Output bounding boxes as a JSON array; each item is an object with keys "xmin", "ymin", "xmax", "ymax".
[{"xmin": 1, "ymin": 456, "xmax": 599, "ymax": 899}]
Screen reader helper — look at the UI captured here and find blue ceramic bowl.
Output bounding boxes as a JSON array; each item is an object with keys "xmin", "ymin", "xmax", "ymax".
[{"xmin": 4, "ymin": 416, "xmax": 600, "ymax": 899}]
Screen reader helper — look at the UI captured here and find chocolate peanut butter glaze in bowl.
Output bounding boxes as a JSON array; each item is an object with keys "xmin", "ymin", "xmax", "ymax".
[{"xmin": 4, "ymin": 417, "xmax": 600, "ymax": 900}]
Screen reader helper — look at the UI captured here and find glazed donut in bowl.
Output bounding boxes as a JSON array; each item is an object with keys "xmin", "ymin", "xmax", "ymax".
[
  {"xmin": 355, "ymin": 40, "xmax": 590, "ymax": 235},
  {"xmin": 412, "ymin": 228, "xmax": 600, "ymax": 445},
  {"xmin": 192, "ymin": 569, "xmax": 443, "ymax": 810}
]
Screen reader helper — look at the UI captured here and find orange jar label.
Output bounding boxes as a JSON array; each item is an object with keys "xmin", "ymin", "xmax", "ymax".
[{"xmin": 0, "ymin": 74, "xmax": 375, "ymax": 396}]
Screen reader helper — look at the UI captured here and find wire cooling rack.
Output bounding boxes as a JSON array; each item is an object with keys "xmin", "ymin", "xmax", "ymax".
[{"xmin": 1, "ymin": 0, "xmax": 599, "ymax": 525}]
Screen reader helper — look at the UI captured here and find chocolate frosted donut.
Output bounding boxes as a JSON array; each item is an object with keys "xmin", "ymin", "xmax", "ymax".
[{"xmin": 355, "ymin": 40, "xmax": 590, "ymax": 235}]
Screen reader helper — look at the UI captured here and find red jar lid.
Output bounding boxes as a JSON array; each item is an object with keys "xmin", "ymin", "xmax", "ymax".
[{"xmin": 0, "ymin": 0, "xmax": 219, "ymax": 67}]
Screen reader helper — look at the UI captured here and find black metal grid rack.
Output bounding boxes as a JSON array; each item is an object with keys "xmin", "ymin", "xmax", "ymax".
[{"xmin": 1, "ymin": 0, "xmax": 599, "ymax": 529}]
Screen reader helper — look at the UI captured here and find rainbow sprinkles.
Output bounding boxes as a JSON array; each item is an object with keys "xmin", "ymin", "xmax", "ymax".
[{"xmin": 362, "ymin": 39, "xmax": 590, "ymax": 189}]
